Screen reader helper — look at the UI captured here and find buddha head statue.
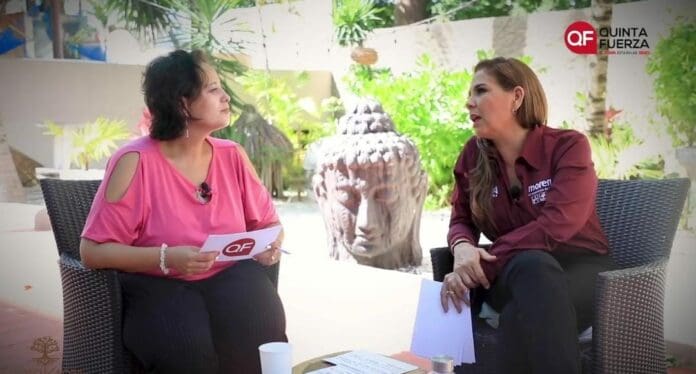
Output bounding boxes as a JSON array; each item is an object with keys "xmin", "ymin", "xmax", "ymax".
[{"xmin": 312, "ymin": 98, "xmax": 428, "ymax": 269}]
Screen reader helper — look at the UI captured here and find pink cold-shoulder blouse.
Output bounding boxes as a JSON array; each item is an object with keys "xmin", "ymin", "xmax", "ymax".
[{"xmin": 81, "ymin": 136, "xmax": 279, "ymax": 281}]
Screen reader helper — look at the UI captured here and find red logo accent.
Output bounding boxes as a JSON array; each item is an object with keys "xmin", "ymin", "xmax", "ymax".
[
  {"xmin": 564, "ymin": 21, "xmax": 597, "ymax": 54},
  {"xmin": 222, "ymin": 238, "xmax": 255, "ymax": 256}
]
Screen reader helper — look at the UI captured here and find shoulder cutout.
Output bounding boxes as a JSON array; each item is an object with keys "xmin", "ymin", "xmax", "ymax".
[{"xmin": 105, "ymin": 152, "xmax": 140, "ymax": 203}]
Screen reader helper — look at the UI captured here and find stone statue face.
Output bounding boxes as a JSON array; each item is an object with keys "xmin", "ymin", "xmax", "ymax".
[
  {"xmin": 312, "ymin": 98, "xmax": 427, "ymax": 268},
  {"xmin": 321, "ymin": 161, "xmax": 415, "ymax": 259}
]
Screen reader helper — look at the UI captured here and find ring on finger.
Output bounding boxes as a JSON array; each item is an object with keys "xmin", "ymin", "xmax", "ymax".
[{"xmin": 446, "ymin": 290, "xmax": 455, "ymax": 295}]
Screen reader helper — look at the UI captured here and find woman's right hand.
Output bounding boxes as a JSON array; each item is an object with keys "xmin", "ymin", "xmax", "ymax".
[
  {"xmin": 440, "ymin": 243, "xmax": 496, "ymax": 313},
  {"xmin": 452, "ymin": 242, "xmax": 497, "ymax": 290},
  {"xmin": 166, "ymin": 246, "xmax": 218, "ymax": 276}
]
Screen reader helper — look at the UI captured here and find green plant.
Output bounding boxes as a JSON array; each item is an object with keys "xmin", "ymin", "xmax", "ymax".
[
  {"xmin": 236, "ymin": 71, "xmax": 331, "ymax": 150},
  {"xmin": 108, "ymin": 0, "xmax": 248, "ymax": 109},
  {"xmin": 647, "ymin": 21, "xmax": 696, "ymax": 147},
  {"xmin": 231, "ymin": 71, "xmax": 337, "ymax": 195},
  {"xmin": 88, "ymin": 0, "xmax": 117, "ymax": 30},
  {"xmin": 345, "ymin": 54, "xmax": 475, "ymax": 208},
  {"xmin": 561, "ymin": 93, "xmax": 664, "ymax": 180},
  {"xmin": 105, "ymin": 0, "xmax": 176, "ymax": 41},
  {"xmin": 588, "ymin": 123, "xmax": 664, "ymax": 180},
  {"xmin": 333, "ymin": 0, "xmax": 382, "ymax": 47},
  {"xmin": 42, "ymin": 118, "xmax": 132, "ymax": 170},
  {"xmin": 65, "ymin": 26, "xmax": 97, "ymax": 45}
]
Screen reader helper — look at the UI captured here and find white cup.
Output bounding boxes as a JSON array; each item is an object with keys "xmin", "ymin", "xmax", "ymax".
[{"xmin": 258, "ymin": 342, "xmax": 292, "ymax": 374}]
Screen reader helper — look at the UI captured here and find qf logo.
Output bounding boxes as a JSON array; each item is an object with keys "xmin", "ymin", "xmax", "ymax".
[
  {"xmin": 222, "ymin": 238, "xmax": 255, "ymax": 256},
  {"xmin": 565, "ymin": 21, "xmax": 597, "ymax": 54}
]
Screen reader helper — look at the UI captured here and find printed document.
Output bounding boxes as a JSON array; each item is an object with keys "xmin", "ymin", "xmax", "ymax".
[
  {"xmin": 307, "ymin": 351, "xmax": 417, "ymax": 374},
  {"xmin": 200, "ymin": 225, "xmax": 281, "ymax": 261}
]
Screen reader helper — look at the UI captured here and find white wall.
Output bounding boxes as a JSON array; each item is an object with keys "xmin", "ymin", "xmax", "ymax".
[
  {"xmin": 218, "ymin": 0, "xmax": 334, "ymax": 72},
  {"xmin": 0, "ymin": 58, "xmax": 335, "ymax": 168},
  {"xmin": 0, "ymin": 58, "xmax": 145, "ymax": 168}
]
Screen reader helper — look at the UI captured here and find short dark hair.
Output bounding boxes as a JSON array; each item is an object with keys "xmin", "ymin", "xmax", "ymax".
[{"xmin": 143, "ymin": 49, "xmax": 209, "ymax": 140}]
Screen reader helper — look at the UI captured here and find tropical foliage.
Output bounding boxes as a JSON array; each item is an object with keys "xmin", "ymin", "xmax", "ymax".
[
  {"xmin": 42, "ymin": 118, "xmax": 132, "ymax": 170},
  {"xmin": 236, "ymin": 71, "xmax": 331, "ymax": 150},
  {"xmin": 346, "ymin": 54, "xmax": 474, "ymax": 208},
  {"xmin": 233, "ymin": 71, "xmax": 339, "ymax": 194},
  {"xmin": 647, "ymin": 21, "xmax": 696, "ymax": 147},
  {"xmin": 333, "ymin": 0, "xmax": 383, "ymax": 47},
  {"xmin": 588, "ymin": 123, "xmax": 664, "ymax": 180},
  {"xmin": 562, "ymin": 92, "xmax": 664, "ymax": 180},
  {"xmin": 107, "ymin": 0, "xmax": 248, "ymax": 108},
  {"xmin": 105, "ymin": 0, "xmax": 176, "ymax": 41}
]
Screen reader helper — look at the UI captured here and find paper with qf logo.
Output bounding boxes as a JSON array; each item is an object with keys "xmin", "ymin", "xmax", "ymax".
[{"xmin": 200, "ymin": 225, "xmax": 282, "ymax": 261}]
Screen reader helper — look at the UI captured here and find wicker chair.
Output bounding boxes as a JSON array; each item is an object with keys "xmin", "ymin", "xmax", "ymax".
[
  {"xmin": 430, "ymin": 178, "xmax": 690, "ymax": 374},
  {"xmin": 40, "ymin": 178, "xmax": 281, "ymax": 373}
]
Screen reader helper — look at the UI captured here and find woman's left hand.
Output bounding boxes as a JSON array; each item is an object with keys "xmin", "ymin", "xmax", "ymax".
[
  {"xmin": 254, "ymin": 245, "xmax": 281, "ymax": 266},
  {"xmin": 254, "ymin": 225, "xmax": 284, "ymax": 266}
]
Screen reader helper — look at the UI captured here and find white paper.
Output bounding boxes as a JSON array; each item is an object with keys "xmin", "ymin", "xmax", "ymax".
[
  {"xmin": 410, "ymin": 278, "xmax": 475, "ymax": 365},
  {"xmin": 200, "ymin": 226, "xmax": 282, "ymax": 261},
  {"xmin": 308, "ymin": 366, "xmax": 361, "ymax": 374},
  {"xmin": 321, "ymin": 351, "xmax": 418, "ymax": 374}
]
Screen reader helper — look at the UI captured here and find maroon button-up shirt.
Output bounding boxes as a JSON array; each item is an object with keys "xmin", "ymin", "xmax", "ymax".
[{"xmin": 448, "ymin": 125, "xmax": 609, "ymax": 282}]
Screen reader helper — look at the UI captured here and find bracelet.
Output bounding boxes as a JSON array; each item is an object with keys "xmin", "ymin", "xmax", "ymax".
[
  {"xmin": 159, "ymin": 243, "xmax": 170, "ymax": 275},
  {"xmin": 450, "ymin": 238, "xmax": 472, "ymax": 250}
]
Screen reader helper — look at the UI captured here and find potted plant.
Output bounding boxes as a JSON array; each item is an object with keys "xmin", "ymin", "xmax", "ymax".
[
  {"xmin": 647, "ymin": 21, "xmax": 696, "ymax": 180},
  {"xmin": 39, "ymin": 117, "xmax": 132, "ymax": 179},
  {"xmin": 333, "ymin": 0, "xmax": 382, "ymax": 65}
]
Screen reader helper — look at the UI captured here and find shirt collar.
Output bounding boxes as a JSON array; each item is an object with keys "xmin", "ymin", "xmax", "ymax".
[{"xmin": 518, "ymin": 125, "xmax": 544, "ymax": 170}]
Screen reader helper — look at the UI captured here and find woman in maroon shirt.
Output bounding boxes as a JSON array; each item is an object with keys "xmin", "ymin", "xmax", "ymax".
[{"xmin": 440, "ymin": 57, "xmax": 612, "ymax": 374}]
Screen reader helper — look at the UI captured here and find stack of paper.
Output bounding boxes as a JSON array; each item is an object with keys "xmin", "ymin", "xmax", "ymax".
[
  {"xmin": 308, "ymin": 350, "xmax": 418, "ymax": 374},
  {"xmin": 410, "ymin": 278, "xmax": 476, "ymax": 366}
]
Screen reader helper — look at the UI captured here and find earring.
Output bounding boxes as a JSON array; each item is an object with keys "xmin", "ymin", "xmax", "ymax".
[{"xmin": 186, "ymin": 127, "xmax": 190, "ymax": 138}]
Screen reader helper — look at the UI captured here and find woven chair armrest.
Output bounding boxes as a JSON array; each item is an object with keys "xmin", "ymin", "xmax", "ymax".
[
  {"xmin": 59, "ymin": 253, "xmax": 127, "ymax": 373},
  {"xmin": 592, "ymin": 259, "xmax": 668, "ymax": 374},
  {"xmin": 430, "ymin": 247, "xmax": 453, "ymax": 282}
]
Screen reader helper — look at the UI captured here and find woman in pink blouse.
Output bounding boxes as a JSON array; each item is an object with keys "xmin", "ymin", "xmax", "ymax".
[
  {"xmin": 80, "ymin": 50, "xmax": 286, "ymax": 373},
  {"xmin": 440, "ymin": 57, "xmax": 612, "ymax": 373}
]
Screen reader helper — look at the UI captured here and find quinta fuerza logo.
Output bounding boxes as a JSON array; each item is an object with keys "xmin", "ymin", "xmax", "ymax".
[{"xmin": 564, "ymin": 21, "xmax": 650, "ymax": 55}]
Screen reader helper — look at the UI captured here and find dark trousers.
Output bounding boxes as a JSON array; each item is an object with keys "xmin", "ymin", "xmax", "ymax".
[
  {"xmin": 119, "ymin": 260, "xmax": 287, "ymax": 374},
  {"xmin": 482, "ymin": 249, "xmax": 612, "ymax": 374}
]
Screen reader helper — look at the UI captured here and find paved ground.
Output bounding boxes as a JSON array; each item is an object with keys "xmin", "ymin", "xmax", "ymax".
[{"xmin": 274, "ymin": 197, "xmax": 451, "ymax": 276}]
